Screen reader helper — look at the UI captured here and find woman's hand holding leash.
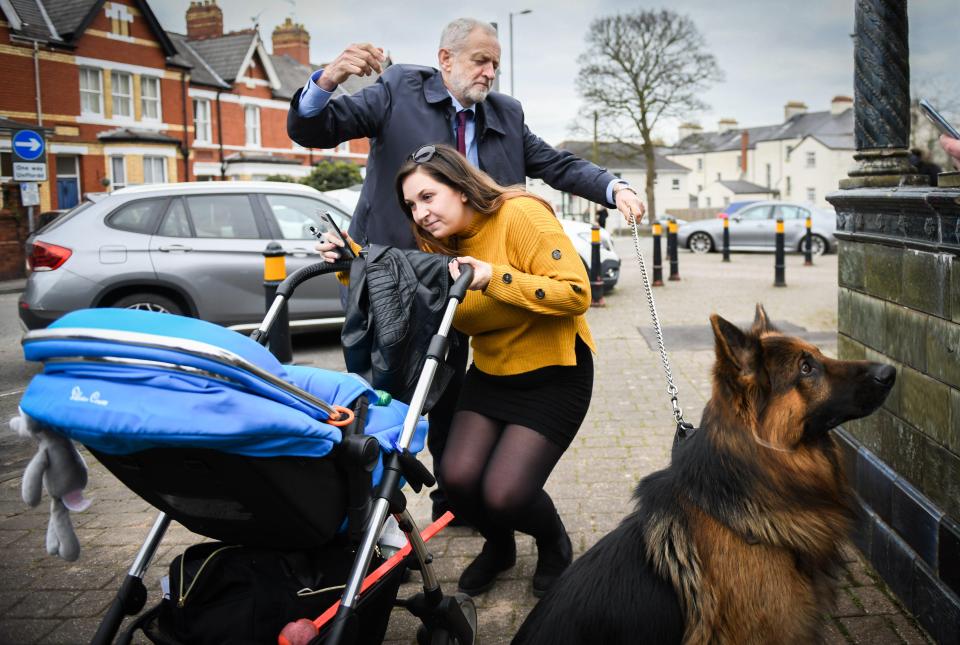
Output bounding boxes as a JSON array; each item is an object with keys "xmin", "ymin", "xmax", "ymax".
[
  {"xmin": 449, "ymin": 256, "xmax": 491, "ymax": 291},
  {"xmin": 315, "ymin": 231, "xmax": 354, "ymax": 263}
]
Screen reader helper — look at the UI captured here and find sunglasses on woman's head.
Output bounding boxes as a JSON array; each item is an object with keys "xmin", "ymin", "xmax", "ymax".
[{"xmin": 411, "ymin": 145, "xmax": 437, "ymax": 163}]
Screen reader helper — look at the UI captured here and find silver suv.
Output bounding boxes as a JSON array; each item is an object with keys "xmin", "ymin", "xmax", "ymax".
[{"xmin": 19, "ymin": 182, "xmax": 352, "ymax": 332}]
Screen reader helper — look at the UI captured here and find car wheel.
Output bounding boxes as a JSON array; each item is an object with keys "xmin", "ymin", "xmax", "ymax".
[
  {"xmin": 110, "ymin": 293, "xmax": 184, "ymax": 315},
  {"xmin": 688, "ymin": 232, "xmax": 713, "ymax": 254},
  {"xmin": 801, "ymin": 234, "xmax": 828, "ymax": 257}
]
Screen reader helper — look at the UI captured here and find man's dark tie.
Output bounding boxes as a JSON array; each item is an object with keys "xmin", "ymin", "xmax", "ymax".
[{"xmin": 456, "ymin": 110, "xmax": 468, "ymax": 156}]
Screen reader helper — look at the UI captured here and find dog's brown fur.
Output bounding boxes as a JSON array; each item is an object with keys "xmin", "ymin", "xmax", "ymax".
[{"xmin": 513, "ymin": 306, "xmax": 896, "ymax": 645}]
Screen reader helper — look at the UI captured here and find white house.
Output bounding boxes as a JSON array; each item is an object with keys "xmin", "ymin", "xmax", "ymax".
[
  {"xmin": 526, "ymin": 140, "xmax": 692, "ymax": 230},
  {"xmin": 667, "ymin": 97, "xmax": 855, "ymax": 209}
]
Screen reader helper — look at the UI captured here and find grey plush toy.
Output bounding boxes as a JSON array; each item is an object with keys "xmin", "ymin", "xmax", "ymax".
[{"xmin": 10, "ymin": 410, "xmax": 90, "ymax": 561}]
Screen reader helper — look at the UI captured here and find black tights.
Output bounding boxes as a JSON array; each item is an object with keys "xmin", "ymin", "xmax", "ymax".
[{"xmin": 438, "ymin": 410, "xmax": 566, "ymax": 545}]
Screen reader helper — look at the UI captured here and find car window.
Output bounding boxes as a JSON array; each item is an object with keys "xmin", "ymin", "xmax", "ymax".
[
  {"xmin": 264, "ymin": 194, "xmax": 350, "ymax": 240},
  {"xmin": 158, "ymin": 198, "xmax": 192, "ymax": 237},
  {"xmin": 737, "ymin": 205, "xmax": 772, "ymax": 221},
  {"xmin": 774, "ymin": 205, "xmax": 806, "ymax": 221},
  {"xmin": 106, "ymin": 198, "xmax": 166, "ymax": 234},
  {"xmin": 186, "ymin": 195, "xmax": 260, "ymax": 239}
]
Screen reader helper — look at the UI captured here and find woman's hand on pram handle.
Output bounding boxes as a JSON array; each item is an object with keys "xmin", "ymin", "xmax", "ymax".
[
  {"xmin": 316, "ymin": 231, "xmax": 355, "ymax": 263},
  {"xmin": 449, "ymin": 256, "xmax": 491, "ymax": 291}
]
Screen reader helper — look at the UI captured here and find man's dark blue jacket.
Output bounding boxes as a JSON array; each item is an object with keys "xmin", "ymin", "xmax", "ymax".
[{"xmin": 287, "ymin": 64, "xmax": 618, "ymax": 249}]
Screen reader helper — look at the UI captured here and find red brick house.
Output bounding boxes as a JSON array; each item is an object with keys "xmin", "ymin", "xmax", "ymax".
[{"xmin": 0, "ymin": 0, "xmax": 378, "ymax": 212}]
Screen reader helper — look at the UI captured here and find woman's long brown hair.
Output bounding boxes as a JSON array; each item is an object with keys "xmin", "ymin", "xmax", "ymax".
[{"xmin": 394, "ymin": 144, "xmax": 554, "ymax": 254}]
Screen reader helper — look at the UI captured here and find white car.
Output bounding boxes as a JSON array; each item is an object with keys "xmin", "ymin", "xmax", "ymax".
[{"xmin": 559, "ymin": 219, "xmax": 621, "ymax": 293}]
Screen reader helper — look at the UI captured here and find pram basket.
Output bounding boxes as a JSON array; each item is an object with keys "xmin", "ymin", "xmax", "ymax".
[{"xmin": 17, "ymin": 257, "xmax": 477, "ymax": 645}]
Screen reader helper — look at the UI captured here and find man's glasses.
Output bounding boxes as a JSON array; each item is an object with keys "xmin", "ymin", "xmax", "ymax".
[{"xmin": 411, "ymin": 145, "xmax": 437, "ymax": 163}]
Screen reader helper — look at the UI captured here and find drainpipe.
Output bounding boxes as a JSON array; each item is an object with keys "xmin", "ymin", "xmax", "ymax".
[
  {"xmin": 216, "ymin": 91, "xmax": 226, "ymax": 180},
  {"xmin": 32, "ymin": 40, "xmax": 43, "ymax": 126},
  {"xmin": 180, "ymin": 71, "xmax": 190, "ymax": 181}
]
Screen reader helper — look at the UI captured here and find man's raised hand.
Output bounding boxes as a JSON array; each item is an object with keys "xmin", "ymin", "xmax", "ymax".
[{"xmin": 316, "ymin": 43, "xmax": 386, "ymax": 91}]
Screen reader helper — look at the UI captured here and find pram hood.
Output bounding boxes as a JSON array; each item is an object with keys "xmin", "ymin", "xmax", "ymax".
[{"xmin": 20, "ymin": 309, "xmax": 427, "ymax": 462}]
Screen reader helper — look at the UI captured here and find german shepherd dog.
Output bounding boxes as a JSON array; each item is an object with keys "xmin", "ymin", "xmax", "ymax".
[{"xmin": 513, "ymin": 306, "xmax": 895, "ymax": 645}]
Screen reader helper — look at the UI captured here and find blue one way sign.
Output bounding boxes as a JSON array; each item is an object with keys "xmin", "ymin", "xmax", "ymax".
[
  {"xmin": 13, "ymin": 129, "xmax": 44, "ymax": 161},
  {"xmin": 12, "ymin": 128, "xmax": 47, "ymax": 181}
]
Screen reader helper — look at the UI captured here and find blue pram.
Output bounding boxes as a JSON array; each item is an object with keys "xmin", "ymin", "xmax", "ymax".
[{"xmin": 17, "ymin": 260, "xmax": 477, "ymax": 645}]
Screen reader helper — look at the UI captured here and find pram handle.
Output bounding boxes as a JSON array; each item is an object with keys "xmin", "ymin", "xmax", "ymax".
[
  {"xmin": 449, "ymin": 264, "xmax": 474, "ymax": 303},
  {"xmin": 276, "ymin": 259, "xmax": 352, "ymax": 300}
]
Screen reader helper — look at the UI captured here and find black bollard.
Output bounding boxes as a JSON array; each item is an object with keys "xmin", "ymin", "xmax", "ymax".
[
  {"xmin": 667, "ymin": 218, "xmax": 680, "ymax": 281},
  {"xmin": 263, "ymin": 241, "xmax": 293, "ymax": 362},
  {"xmin": 774, "ymin": 217, "xmax": 786, "ymax": 287},
  {"xmin": 803, "ymin": 214, "xmax": 813, "ymax": 266},
  {"xmin": 589, "ymin": 224, "xmax": 605, "ymax": 307},
  {"xmin": 652, "ymin": 221, "xmax": 664, "ymax": 287},
  {"xmin": 722, "ymin": 215, "xmax": 731, "ymax": 262}
]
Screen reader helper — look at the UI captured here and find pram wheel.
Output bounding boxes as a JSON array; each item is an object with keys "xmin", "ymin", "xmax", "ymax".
[{"xmin": 415, "ymin": 593, "xmax": 477, "ymax": 645}]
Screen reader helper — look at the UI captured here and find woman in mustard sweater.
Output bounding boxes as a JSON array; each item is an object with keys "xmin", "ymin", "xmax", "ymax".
[{"xmin": 319, "ymin": 144, "xmax": 595, "ymax": 598}]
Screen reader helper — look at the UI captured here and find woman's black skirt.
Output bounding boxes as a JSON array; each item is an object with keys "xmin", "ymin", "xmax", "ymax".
[{"xmin": 454, "ymin": 335, "xmax": 594, "ymax": 449}]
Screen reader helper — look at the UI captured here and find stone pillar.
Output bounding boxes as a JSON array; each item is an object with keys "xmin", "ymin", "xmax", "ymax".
[
  {"xmin": 828, "ymin": 3, "xmax": 960, "ymax": 640},
  {"xmin": 840, "ymin": 0, "xmax": 926, "ymax": 188}
]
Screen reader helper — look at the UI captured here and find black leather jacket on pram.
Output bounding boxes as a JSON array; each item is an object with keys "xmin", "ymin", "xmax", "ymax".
[{"xmin": 342, "ymin": 245, "xmax": 460, "ymax": 411}]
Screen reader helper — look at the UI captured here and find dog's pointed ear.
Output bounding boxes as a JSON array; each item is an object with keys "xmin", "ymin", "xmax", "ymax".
[
  {"xmin": 751, "ymin": 304, "xmax": 777, "ymax": 335},
  {"xmin": 711, "ymin": 314, "xmax": 750, "ymax": 372}
]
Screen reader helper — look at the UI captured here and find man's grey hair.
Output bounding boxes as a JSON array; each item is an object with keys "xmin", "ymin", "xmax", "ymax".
[{"xmin": 439, "ymin": 18, "xmax": 498, "ymax": 53}]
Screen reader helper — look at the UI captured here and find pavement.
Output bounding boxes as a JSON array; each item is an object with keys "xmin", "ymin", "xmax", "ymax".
[
  {"xmin": 0, "ymin": 279, "xmax": 25, "ymax": 296},
  {"xmin": 0, "ymin": 242, "xmax": 933, "ymax": 644}
]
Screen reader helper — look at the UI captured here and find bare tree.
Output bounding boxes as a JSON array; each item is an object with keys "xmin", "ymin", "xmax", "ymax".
[{"xmin": 575, "ymin": 10, "xmax": 723, "ymax": 222}]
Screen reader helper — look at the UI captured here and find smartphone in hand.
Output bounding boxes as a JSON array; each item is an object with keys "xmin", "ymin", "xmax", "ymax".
[
  {"xmin": 309, "ymin": 210, "xmax": 356, "ymax": 259},
  {"xmin": 919, "ymin": 98, "xmax": 960, "ymax": 139}
]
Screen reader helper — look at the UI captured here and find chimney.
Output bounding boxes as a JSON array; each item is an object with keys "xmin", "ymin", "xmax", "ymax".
[
  {"xmin": 830, "ymin": 95, "xmax": 853, "ymax": 115},
  {"xmin": 677, "ymin": 122, "xmax": 701, "ymax": 142},
  {"xmin": 186, "ymin": 0, "xmax": 223, "ymax": 41},
  {"xmin": 718, "ymin": 118, "xmax": 738, "ymax": 133},
  {"xmin": 740, "ymin": 131, "xmax": 748, "ymax": 175},
  {"xmin": 272, "ymin": 17, "xmax": 310, "ymax": 66},
  {"xmin": 784, "ymin": 100, "xmax": 807, "ymax": 121}
]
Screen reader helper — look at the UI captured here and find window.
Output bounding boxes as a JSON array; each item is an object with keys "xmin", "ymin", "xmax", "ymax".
[
  {"xmin": 696, "ymin": 158, "xmax": 703, "ymax": 171},
  {"xmin": 671, "ymin": 178, "xmax": 680, "ymax": 191},
  {"xmin": 806, "ymin": 187, "xmax": 816, "ymax": 203},
  {"xmin": 244, "ymin": 105, "xmax": 260, "ymax": 146},
  {"xmin": 110, "ymin": 156, "xmax": 126, "ymax": 189},
  {"xmin": 264, "ymin": 194, "xmax": 350, "ymax": 239},
  {"xmin": 738, "ymin": 205, "xmax": 773, "ymax": 221},
  {"xmin": 806, "ymin": 151, "xmax": 816, "ymax": 168},
  {"xmin": 336, "ymin": 141, "xmax": 350, "ymax": 154},
  {"xmin": 111, "ymin": 71, "xmax": 133, "ymax": 118},
  {"xmin": 735, "ymin": 154, "xmax": 741, "ymax": 168},
  {"xmin": 187, "ymin": 195, "xmax": 260, "ymax": 238},
  {"xmin": 79, "ymin": 68, "xmax": 103, "ymax": 115},
  {"xmin": 158, "ymin": 198, "xmax": 192, "ymax": 237},
  {"xmin": 696, "ymin": 184, "xmax": 702, "ymax": 193},
  {"xmin": 1, "ymin": 152, "xmax": 12, "ymax": 178},
  {"xmin": 106, "ymin": 198, "xmax": 166, "ymax": 233},
  {"xmin": 716, "ymin": 172, "xmax": 721, "ymax": 181},
  {"xmin": 143, "ymin": 156, "xmax": 167, "ymax": 184},
  {"xmin": 140, "ymin": 76, "xmax": 161, "ymax": 121},
  {"xmin": 193, "ymin": 99, "xmax": 211, "ymax": 143},
  {"xmin": 775, "ymin": 205, "xmax": 806, "ymax": 220},
  {"xmin": 785, "ymin": 176, "xmax": 792, "ymax": 197},
  {"xmin": 765, "ymin": 163, "xmax": 771, "ymax": 188}
]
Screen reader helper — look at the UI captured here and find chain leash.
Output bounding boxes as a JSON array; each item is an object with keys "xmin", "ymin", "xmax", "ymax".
[{"xmin": 629, "ymin": 218, "xmax": 693, "ymax": 437}]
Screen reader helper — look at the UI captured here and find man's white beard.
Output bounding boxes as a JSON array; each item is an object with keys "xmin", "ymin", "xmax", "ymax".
[{"xmin": 464, "ymin": 85, "xmax": 490, "ymax": 104}]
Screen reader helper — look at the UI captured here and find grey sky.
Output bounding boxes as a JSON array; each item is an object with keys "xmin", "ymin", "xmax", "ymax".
[{"xmin": 153, "ymin": 1, "xmax": 959, "ymax": 145}]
